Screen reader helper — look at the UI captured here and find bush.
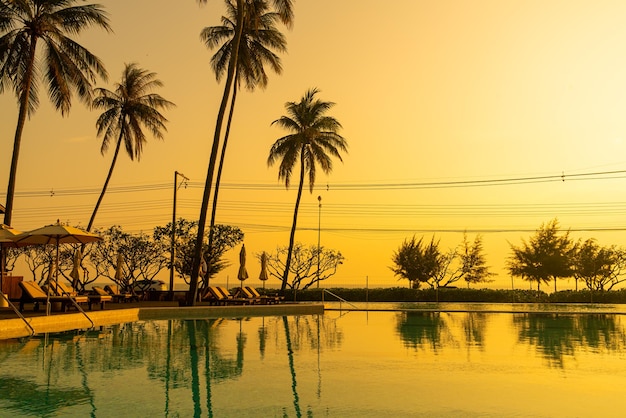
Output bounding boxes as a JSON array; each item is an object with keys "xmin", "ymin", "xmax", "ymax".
[
  {"xmin": 272, "ymin": 287, "xmax": 626, "ymax": 303},
  {"xmin": 280, "ymin": 287, "xmax": 552, "ymax": 303},
  {"xmin": 549, "ymin": 289, "xmax": 626, "ymax": 304}
]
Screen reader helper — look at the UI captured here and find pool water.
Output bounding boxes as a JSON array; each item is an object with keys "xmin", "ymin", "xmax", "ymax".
[{"xmin": 1, "ymin": 309, "xmax": 626, "ymax": 417}]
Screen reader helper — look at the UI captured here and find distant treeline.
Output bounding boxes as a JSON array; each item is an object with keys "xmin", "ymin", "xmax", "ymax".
[{"xmin": 277, "ymin": 287, "xmax": 626, "ymax": 304}]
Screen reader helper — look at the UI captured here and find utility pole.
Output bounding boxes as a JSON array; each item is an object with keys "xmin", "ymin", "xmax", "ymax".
[
  {"xmin": 169, "ymin": 171, "xmax": 188, "ymax": 301},
  {"xmin": 317, "ymin": 195, "xmax": 322, "ymax": 288}
]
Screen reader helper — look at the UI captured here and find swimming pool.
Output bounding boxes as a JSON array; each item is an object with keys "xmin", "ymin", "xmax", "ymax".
[{"xmin": 1, "ymin": 309, "xmax": 626, "ymax": 417}]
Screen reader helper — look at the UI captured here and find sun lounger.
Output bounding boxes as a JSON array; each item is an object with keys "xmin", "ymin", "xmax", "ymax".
[
  {"xmin": 18, "ymin": 281, "xmax": 73, "ymax": 312},
  {"xmin": 244, "ymin": 286, "xmax": 283, "ymax": 304},
  {"xmin": 202, "ymin": 286, "xmax": 249, "ymax": 305},
  {"xmin": 104, "ymin": 284, "xmax": 135, "ymax": 302},
  {"xmin": 47, "ymin": 279, "xmax": 89, "ymax": 310},
  {"xmin": 218, "ymin": 286, "xmax": 251, "ymax": 305},
  {"xmin": 89, "ymin": 286, "xmax": 113, "ymax": 310},
  {"xmin": 233, "ymin": 286, "xmax": 262, "ymax": 304}
]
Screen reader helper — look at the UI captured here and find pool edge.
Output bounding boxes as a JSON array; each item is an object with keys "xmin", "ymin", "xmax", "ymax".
[{"xmin": 0, "ymin": 303, "xmax": 324, "ymax": 340}]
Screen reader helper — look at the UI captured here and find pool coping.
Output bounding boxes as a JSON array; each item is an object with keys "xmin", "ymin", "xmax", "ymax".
[{"xmin": 0, "ymin": 303, "xmax": 325, "ymax": 340}]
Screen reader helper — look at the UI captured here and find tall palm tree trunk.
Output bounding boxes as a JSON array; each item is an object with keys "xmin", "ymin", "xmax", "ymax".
[
  {"xmin": 207, "ymin": 79, "xmax": 238, "ymax": 288},
  {"xmin": 282, "ymin": 149, "xmax": 306, "ymax": 292},
  {"xmin": 87, "ymin": 131, "xmax": 124, "ymax": 232},
  {"xmin": 4, "ymin": 41, "xmax": 37, "ymax": 227},
  {"xmin": 187, "ymin": 0, "xmax": 245, "ymax": 306}
]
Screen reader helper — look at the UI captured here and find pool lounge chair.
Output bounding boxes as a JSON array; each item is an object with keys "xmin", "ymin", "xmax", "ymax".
[
  {"xmin": 233, "ymin": 286, "xmax": 263, "ymax": 304},
  {"xmin": 89, "ymin": 286, "xmax": 113, "ymax": 310},
  {"xmin": 244, "ymin": 286, "xmax": 283, "ymax": 304},
  {"xmin": 202, "ymin": 286, "xmax": 249, "ymax": 305},
  {"xmin": 104, "ymin": 284, "xmax": 135, "ymax": 302},
  {"xmin": 47, "ymin": 279, "xmax": 89, "ymax": 308},
  {"xmin": 18, "ymin": 281, "xmax": 73, "ymax": 312}
]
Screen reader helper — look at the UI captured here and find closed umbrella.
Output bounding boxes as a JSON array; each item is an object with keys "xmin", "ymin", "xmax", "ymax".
[
  {"xmin": 13, "ymin": 221, "xmax": 102, "ymax": 315},
  {"xmin": 69, "ymin": 249, "xmax": 82, "ymax": 289},
  {"xmin": 259, "ymin": 251, "xmax": 269, "ymax": 289},
  {"xmin": 115, "ymin": 253, "xmax": 124, "ymax": 281},
  {"xmin": 237, "ymin": 244, "xmax": 249, "ymax": 287}
]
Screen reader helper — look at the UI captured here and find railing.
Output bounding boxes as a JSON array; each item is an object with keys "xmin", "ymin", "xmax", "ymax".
[
  {"xmin": 52, "ymin": 289, "xmax": 94, "ymax": 329},
  {"xmin": 321, "ymin": 289, "xmax": 360, "ymax": 310},
  {"xmin": 0, "ymin": 292, "xmax": 35, "ymax": 336}
]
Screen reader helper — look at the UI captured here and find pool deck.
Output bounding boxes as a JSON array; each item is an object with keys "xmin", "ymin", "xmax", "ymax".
[{"xmin": 0, "ymin": 301, "xmax": 325, "ymax": 340}]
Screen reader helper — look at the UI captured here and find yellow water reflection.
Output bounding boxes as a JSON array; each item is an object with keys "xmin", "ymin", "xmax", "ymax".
[{"xmin": 1, "ymin": 311, "xmax": 626, "ymax": 416}]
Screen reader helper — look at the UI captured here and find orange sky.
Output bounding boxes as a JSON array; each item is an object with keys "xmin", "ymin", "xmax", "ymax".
[{"xmin": 2, "ymin": 0, "xmax": 626, "ymax": 290}]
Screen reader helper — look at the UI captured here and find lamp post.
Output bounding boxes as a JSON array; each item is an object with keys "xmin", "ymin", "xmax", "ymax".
[
  {"xmin": 317, "ymin": 195, "xmax": 322, "ymax": 288},
  {"xmin": 169, "ymin": 171, "xmax": 188, "ymax": 301}
]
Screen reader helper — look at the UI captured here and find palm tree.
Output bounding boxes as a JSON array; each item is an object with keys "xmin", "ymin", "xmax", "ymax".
[
  {"xmin": 268, "ymin": 88, "xmax": 347, "ymax": 292},
  {"xmin": 86, "ymin": 63, "xmax": 174, "ymax": 231},
  {"xmin": 187, "ymin": 0, "xmax": 293, "ymax": 305},
  {"xmin": 0, "ymin": 0, "xmax": 111, "ymax": 226},
  {"xmin": 200, "ymin": 0, "xmax": 286, "ymax": 282}
]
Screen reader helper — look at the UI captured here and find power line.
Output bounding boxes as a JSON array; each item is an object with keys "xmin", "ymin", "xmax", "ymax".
[{"xmin": 3, "ymin": 168, "xmax": 626, "ymax": 197}]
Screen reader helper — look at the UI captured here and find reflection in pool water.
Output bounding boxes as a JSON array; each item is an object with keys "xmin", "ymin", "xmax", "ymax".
[{"xmin": 1, "ymin": 309, "xmax": 626, "ymax": 417}]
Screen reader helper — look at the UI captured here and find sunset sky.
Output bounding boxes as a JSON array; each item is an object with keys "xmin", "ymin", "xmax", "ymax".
[{"xmin": 2, "ymin": 0, "xmax": 626, "ymax": 290}]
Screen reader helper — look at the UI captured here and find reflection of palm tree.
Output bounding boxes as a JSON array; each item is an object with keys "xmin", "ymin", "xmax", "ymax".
[
  {"xmin": 204, "ymin": 322, "xmax": 214, "ymax": 418},
  {"xmin": 87, "ymin": 63, "xmax": 174, "ymax": 231},
  {"xmin": 0, "ymin": 0, "xmax": 111, "ymax": 225},
  {"xmin": 187, "ymin": 320, "xmax": 203, "ymax": 417},
  {"xmin": 268, "ymin": 88, "xmax": 348, "ymax": 291},
  {"xmin": 282, "ymin": 315, "xmax": 301, "ymax": 417}
]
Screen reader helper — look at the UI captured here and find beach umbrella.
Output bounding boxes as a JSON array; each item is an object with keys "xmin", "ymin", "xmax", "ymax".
[
  {"xmin": 0, "ymin": 224, "xmax": 21, "ymax": 305},
  {"xmin": 237, "ymin": 244, "xmax": 249, "ymax": 287},
  {"xmin": 13, "ymin": 221, "xmax": 102, "ymax": 314},
  {"xmin": 259, "ymin": 251, "xmax": 269, "ymax": 289}
]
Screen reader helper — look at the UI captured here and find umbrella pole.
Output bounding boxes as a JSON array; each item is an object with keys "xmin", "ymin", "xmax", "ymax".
[{"xmin": 48, "ymin": 242, "xmax": 60, "ymax": 316}]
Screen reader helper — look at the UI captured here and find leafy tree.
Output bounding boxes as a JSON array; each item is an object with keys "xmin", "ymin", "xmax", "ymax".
[
  {"xmin": 390, "ymin": 236, "xmax": 441, "ymax": 289},
  {"xmin": 264, "ymin": 243, "xmax": 344, "ymax": 290},
  {"xmin": 431, "ymin": 248, "xmax": 462, "ymax": 289},
  {"xmin": 572, "ymin": 239, "xmax": 626, "ymax": 291},
  {"xmin": 3, "ymin": 246, "xmax": 21, "ymax": 274},
  {"xmin": 0, "ymin": 0, "xmax": 110, "ymax": 225},
  {"xmin": 89, "ymin": 225, "xmax": 169, "ymax": 293},
  {"xmin": 461, "ymin": 233, "xmax": 494, "ymax": 288},
  {"xmin": 188, "ymin": 0, "xmax": 294, "ymax": 306},
  {"xmin": 391, "ymin": 234, "xmax": 493, "ymax": 289},
  {"xmin": 87, "ymin": 63, "xmax": 174, "ymax": 231},
  {"xmin": 20, "ymin": 245, "xmax": 54, "ymax": 283},
  {"xmin": 267, "ymin": 88, "xmax": 348, "ymax": 292},
  {"xmin": 153, "ymin": 219, "xmax": 243, "ymax": 291},
  {"xmin": 507, "ymin": 219, "xmax": 575, "ymax": 292}
]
